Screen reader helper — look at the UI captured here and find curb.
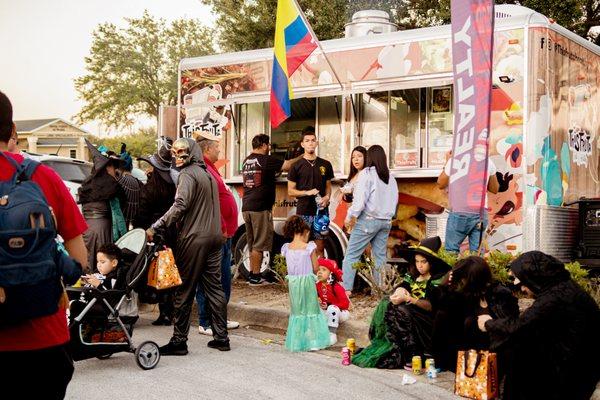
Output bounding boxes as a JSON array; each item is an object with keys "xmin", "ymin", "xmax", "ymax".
[{"xmin": 227, "ymin": 302, "xmax": 371, "ymax": 346}]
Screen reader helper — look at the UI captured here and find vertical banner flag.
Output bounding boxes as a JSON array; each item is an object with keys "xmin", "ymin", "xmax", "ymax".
[
  {"xmin": 449, "ymin": 0, "xmax": 495, "ymax": 214},
  {"xmin": 270, "ymin": 0, "xmax": 318, "ymax": 128}
]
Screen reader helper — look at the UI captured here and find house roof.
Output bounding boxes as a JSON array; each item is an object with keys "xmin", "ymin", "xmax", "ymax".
[
  {"xmin": 15, "ymin": 119, "xmax": 58, "ymax": 133},
  {"xmin": 15, "ymin": 118, "xmax": 90, "ymax": 135}
]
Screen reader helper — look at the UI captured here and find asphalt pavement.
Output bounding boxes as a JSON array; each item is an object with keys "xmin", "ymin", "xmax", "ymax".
[{"xmin": 66, "ymin": 311, "xmax": 460, "ymax": 400}]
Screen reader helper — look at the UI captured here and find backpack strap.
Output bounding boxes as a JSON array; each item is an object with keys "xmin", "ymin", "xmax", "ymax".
[{"xmin": 18, "ymin": 158, "xmax": 40, "ymax": 182}]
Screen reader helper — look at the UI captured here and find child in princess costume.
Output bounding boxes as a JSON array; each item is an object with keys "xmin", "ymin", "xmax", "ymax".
[{"xmin": 282, "ymin": 216, "xmax": 331, "ymax": 352}]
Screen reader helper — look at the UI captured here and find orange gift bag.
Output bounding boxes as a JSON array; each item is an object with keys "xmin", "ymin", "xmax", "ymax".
[
  {"xmin": 454, "ymin": 350, "xmax": 499, "ymax": 400},
  {"xmin": 147, "ymin": 248, "xmax": 182, "ymax": 290}
]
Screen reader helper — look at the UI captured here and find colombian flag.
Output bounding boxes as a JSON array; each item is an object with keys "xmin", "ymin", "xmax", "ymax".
[{"xmin": 270, "ymin": 0, "xmax": 318, "ymax": 128}]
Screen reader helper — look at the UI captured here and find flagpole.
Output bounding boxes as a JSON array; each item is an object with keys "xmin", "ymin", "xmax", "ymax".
[{"xmin": 290, "ymin": 0, "xmax": 344, "ymax": 90}]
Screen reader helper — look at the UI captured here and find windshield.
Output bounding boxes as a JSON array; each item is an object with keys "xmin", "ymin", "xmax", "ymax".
[{"xmin": 42, "ymin": 161, "xmax": 91, "ymax": 183}]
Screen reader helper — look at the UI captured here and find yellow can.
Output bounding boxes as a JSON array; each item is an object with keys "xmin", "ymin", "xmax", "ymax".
[
  {"xmin": 346, "ymin": 338, "xmax": 356, "ymax": 354},
  {"xmin": 412, "ymin": 355, "xmax": 422, "ymax": 375}
]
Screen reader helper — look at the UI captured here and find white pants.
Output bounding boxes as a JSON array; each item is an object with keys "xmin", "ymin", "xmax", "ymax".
[{"xmin": 325, "ymin": 305, "xmax": 350, "ymax": 331}]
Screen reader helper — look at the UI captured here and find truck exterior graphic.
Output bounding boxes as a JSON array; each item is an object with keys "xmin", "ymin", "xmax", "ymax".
[{"xmin": 172, "ymin": 5, "xmax": 600, "ymax": 274}]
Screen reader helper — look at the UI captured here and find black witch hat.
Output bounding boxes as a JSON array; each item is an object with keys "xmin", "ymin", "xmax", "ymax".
[{"xmin": 396, "ymin": 236, "xmax": 452, "ymax": 278}]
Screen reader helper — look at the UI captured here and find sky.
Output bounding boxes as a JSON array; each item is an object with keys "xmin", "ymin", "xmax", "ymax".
[{"xmin": 0, "ymin": 0, "xmax": 215, "ymax": 136}]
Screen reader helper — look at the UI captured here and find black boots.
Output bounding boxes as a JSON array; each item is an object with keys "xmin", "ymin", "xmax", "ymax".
[
  {"xmin": 159, "ymin": 340, "xmax": 188, "ymax": 356},
  {"xmin": 207, "ymin": 339, "xmax": 231, "ymax": 351}
]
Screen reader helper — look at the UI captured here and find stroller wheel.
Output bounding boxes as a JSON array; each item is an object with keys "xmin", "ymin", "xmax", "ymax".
[
  {"xmin": 97, "ymin": 353, "xmax": 113, "ymax": 360},
  {"xmin": 135, "ymin": 341, "xmax": 160, "ymax": 370}
]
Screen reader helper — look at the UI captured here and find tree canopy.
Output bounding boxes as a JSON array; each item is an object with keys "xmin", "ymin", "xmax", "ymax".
[
  {"xmin": 89, "ymin": 127, "xmax": 158, "ymax": 159},
  {"xmin": 205, "ymin": 0, "xmax": 600, "ymax": 51},
  {"xmin": 75, "ymin": 12, "xmax": 214, "ymax": 129},
  {"xmin": 204, "ymin": 0, "xmax": 347, "ymax": 52}
]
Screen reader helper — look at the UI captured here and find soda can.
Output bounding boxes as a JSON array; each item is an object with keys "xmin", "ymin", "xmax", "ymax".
[
  {"xmin": 425, "ymin": 358, "xmax": 435, "ymax": 371},
  {"xmin": 341, "ymin": 347, "xmax": 351, "ymax": 366},
  {"xmin": 426, "ymin": 359, "xmax": 437, "ymax": 379},
  {"xmin": 412, "ymin": 355, "xmax": 422, "ymax": 375},
  {"xmin": 346, "ymin": 338, "xmax": 356, "ymax": 355}
]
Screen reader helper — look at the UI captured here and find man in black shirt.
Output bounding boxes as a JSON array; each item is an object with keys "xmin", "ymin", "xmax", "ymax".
[
  {"xmin": 287, "ymin": 127, "xmax": 334, "ymax": 258},
  {"xmin": 242, "ymin": 134, "xmax": 301, "ymax": 285}
]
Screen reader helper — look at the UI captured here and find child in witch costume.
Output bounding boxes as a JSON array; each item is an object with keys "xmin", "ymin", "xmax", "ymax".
[
  {"xmin": 316, "ymin": 258, "xmax": 350, "ymax": 345},
  {"xmin": 282, "ymin": 216, "xmax": 331, "ymax": 352},
  {"xmin": 352, "ymin": 237, "xmax": 450, "ymax": 369}
]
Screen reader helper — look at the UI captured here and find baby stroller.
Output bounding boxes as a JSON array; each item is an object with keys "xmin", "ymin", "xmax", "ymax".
[{"xmin": 67, "ymin": 228, "xmax": 160, "ymax": 370}]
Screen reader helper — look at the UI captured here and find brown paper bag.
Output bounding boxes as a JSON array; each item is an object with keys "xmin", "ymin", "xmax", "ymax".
[
  {"xmin": 454, "ymin": 350, "xmax": 498, "ymax": 400},
  {"xmin": 147, "ymin": 248, "xmax": 182, "ymax": 290}
]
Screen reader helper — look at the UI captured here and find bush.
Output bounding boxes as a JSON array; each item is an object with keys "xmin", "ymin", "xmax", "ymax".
[
  {"xmin": 485, "ymin": 250, "xmax": 514, "ymax": 285},
  {"xmin": 565, "ymin": 261, "xmax": 591, "ymax": 292},
  {"xmin": 352, "ymin": 257, "xmax": 403, "ymax": 299},
  {"xmin": 271, "ymin": 254, "xmax": 288, "ymax": 287}
]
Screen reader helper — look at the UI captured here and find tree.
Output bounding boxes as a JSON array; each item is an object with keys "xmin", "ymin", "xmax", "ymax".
[
  {"xmin": 204, "ymin": 0, "xmax": 347, "ymax": 52},
  {"xmin": 75, "ymin": 12, "xmax": 215, "ymax": 129},
  {"xmin": 89, "ymin": 127, "xmax": 158, "ymax": 159}
]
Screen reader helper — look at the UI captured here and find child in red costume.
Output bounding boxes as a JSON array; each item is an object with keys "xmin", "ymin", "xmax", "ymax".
[{"xmin": 316, "ymin": 258, "xmax": 351, "ymax": 344}]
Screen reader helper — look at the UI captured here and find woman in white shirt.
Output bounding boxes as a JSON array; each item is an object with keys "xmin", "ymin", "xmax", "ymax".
[{"xmin": 342, "ymin": 145, "xmax": 399, "ymax": 295}]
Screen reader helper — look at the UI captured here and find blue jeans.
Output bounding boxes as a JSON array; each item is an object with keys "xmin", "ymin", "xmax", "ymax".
[
  {"xmin": 196, "ymin": 238, "xmax": 232, "ymax": 328},
  {"xmin": 444, "ymin": 212, "xmax": 488, "ymax": 253},
  {"xmin": 341, "ymin": 216, "xmax": 392, "ymax": 291}
]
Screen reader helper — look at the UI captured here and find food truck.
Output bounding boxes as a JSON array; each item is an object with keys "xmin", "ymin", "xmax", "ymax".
[{"xmin": 173, "ymin": 4, "xmax": 600, "ymax": 274}]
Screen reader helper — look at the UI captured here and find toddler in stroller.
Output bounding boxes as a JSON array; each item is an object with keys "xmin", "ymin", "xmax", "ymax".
[{"xmin": 67, "ymin": 229, "xmax": 161, "ymax": 370}]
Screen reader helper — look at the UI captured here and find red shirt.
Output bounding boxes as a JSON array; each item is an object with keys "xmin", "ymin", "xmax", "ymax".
[
  {"xmin": 205, "ymin": 157, "xmax": 239, "ymax": 238},
  {"xmin": 0, "ymin": 152, "xmax": 88, "ymax": 351},
  {"xmin": 316, "ymin": 281, "xmax": 350, "ymax": 310}
]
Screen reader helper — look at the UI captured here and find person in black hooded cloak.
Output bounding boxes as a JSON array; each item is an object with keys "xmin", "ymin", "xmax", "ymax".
[
  {"xmin": 478, "ymin": 251, "xmax": 600, "ymax": 400},
  {"xmin": 147, "ymin": 138, "xmax": 229, "ymax": 355}
]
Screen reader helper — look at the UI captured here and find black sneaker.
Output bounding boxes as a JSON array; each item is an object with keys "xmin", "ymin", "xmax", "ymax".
[
  {"xmin": 207, "ymin": 339, "xmax": 231, "ymax": 351},
  {"xmin": 159, "ymin": 341, "xmax": 188, "ymax": 356},
  {"xmin": 248, "ymin": 273, "xmax": 271, "ymax": 286}
]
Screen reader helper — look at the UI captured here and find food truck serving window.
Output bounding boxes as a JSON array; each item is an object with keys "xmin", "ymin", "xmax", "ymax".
[{"xmin": 391, "ymin": 89, "xmax": 421, "ymax": 168}]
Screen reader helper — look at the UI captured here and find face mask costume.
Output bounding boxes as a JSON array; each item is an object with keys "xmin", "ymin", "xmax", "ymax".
[{"xmin": 171, "ymin": 138, "xmax": 192, "ymax": 168}]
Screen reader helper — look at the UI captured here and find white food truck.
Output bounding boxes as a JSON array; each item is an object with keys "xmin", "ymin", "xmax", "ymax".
[{"xmin": 171, "ymin": 5, "xmax": 600, "ymax": 276}]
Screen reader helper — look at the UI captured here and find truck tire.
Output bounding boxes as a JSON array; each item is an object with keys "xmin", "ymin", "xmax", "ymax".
[{"xmin": 233, "ymin": 232, "xmax": 276, "ymax": 282}]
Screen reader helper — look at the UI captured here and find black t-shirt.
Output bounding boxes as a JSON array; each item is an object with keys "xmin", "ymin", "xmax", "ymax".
[
  {"xmin": 287, "ymin": 157, "xmax": 334, "ymax": 216},
  {"xmin": 241, "ymin": 153, "xmax": 284, "ymax": 212}
]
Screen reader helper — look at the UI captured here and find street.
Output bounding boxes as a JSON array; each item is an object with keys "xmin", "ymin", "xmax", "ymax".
[{"xmin": 66, "ymin": 311, "xmax": 459, "ymax": 400}]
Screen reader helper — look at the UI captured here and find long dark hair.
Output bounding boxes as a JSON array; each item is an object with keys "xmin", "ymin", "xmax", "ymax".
[
  {"xmin": 366, "ymin": 145, "xmax": 390, "ymax": 184},
  {"xmin": 347, "ymin": 146, "xmax": 367, "ymax": 182},
  {"xmin": 451, "ymin": 256, "xmax": 492, "ymax": 300}
]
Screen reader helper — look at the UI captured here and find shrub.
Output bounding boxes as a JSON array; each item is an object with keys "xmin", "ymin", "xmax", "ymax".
[
  {"xmin": 352, "ymin": 257, "xmax": 403, "ymax": 299},
  {"xmin": 271, "ymin": 254, "xmax": 288, "ymax": 287},
  {"xmin": 485, "ymin": 250, "xmax": 514, "ymax": 285},
  {"xmin": 565, "ymin": 261, "xmax": 591, "ymax": 292}
]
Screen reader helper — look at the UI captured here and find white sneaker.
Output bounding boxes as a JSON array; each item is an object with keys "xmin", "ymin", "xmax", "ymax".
[
  {"xmin": 329, "ymin": 332, "xmax": 338, "ymax": 345},
  {"xmin": 227, "ymin": 320, "xmax": 240, "ymax": 329},
  {"xmin": 198, "ymin": 326, "xmax": 213, "ymax": 336}
]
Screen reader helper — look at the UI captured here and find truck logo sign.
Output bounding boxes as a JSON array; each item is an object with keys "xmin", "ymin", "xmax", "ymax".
[{"xmin": 568, "ymin": 126, "xmax": 593, "ymax": 166}]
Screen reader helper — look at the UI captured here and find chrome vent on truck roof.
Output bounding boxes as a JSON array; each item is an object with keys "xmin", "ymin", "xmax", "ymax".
[{"xmin": 344, "ymin": 10, "xmax": 398, "ymax": 38}]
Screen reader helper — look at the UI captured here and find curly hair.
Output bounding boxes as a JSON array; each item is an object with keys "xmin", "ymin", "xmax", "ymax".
[{"xmin": 283, "ymin": 215, "xmax": 310, "ymax": 238}]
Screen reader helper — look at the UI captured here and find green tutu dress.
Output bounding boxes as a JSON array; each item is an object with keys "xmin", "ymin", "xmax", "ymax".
[{"xmin": 282, "ymin": 242, "xmax": 331, "ymax": 352}]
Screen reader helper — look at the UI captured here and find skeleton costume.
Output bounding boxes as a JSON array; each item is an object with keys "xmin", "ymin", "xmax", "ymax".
[{"xmin": 150, "ymin": 138, "xmax": 228, "ymax": 349}]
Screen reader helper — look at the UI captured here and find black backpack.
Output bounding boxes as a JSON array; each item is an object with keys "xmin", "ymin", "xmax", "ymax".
[{"xmin": 0, "ymin": 153, "xmax": 80, "ymax": 326}]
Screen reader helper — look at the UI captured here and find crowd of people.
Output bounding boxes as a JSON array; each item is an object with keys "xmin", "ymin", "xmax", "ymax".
[{"xmin": 1, "ymin": 86, "xmax": 599, "ymax": 400}]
